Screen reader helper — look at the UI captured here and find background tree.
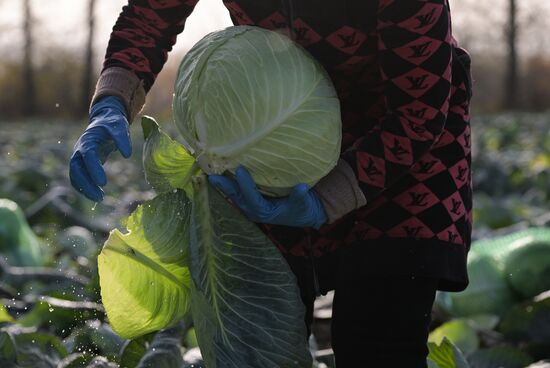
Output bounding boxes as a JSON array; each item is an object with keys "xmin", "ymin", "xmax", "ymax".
[
  {"xmin": 504, "ymin": 0, "xmax": 519, "ymax": 109},
  {"xmin": 81, "ymin": 0, "xmax": 97, "ymax": 115},
  {"xmin": 22, "ymin": 0, "xmax": 36, "ymax": 116}
]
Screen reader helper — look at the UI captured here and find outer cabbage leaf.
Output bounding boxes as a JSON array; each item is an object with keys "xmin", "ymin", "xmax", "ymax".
[
  {"xmin": 98, "ymin": 190, "xmax": 191, "ymax": 339},
  {"xmin": 142, "ymin": 116, "xmax": 198, "ymax": 196},
  {"xmin": 443, "ymin": 253, "xmax": 517, "ymax": 317},
  {"xmin": 0, "ymin": 305, "xmax": 14, "ymax": 323},
  {"xmin": 427, "ymin": 337, "xmax": 470, "ymax": 368},
  {"xmin": 0, "ymin": 198, "xmax": 43, "ymax": 267},
  {"xmin": 188, "ymin": 175, "xmax": 311, "ymax": 367},
  {"xmin": 429, "ymin": 319, "xmax": 479, "ymax": 355},
  {"xmin": 174, "ymin": 26, "xmax": 341, "ymax": 196}
]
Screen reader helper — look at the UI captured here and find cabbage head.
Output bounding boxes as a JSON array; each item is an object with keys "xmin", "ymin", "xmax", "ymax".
[
  {"xmin": 0, "ymin": 198, "xmax": 43, "ymax": 267},
  {"xmin": 504, "ymin": 237, "xmax": 550, "ymax": 299},
  {"xmin": 444, "ymin": 253, "xmax": 517, "ymax": 317},
  {"xmin": 173, "ymin": 26, "xmax": 341, "ymax": 196}
]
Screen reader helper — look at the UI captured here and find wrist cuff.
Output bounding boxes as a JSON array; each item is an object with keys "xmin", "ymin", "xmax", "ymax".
[
  {"xmin": 313, "ymin": 159, "xmax": 367, "ymax": 224},
  {"xmin": 90, "ymin": 67, "xmax": 146, "ymax": 124}
]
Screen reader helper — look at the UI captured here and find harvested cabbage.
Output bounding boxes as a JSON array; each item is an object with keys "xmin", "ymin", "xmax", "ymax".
[{"xmin": 173, "ymin": 26, "xmax": 341, "ymax": 196}]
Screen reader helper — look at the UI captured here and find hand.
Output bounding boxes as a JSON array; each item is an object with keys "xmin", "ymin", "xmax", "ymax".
[
  {"xmin": 208, "ymin": 166, "xmax": 328, "ymax": 229},
  {"xmin": 69, "ymin": 96, "xmax": 132, "ymax": 202}
]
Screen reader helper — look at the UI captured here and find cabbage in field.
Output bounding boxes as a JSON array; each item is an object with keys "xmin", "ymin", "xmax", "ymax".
[
  {"xmin": 444, "ymin": 253, "xmax": 517, "ymax": 317},
  {"xmin": 173, "ymin": 26, "xmax": 341, "ymax": 196},
  {"xmin": 504, "ymin": 236, "xmax": 550, "ymax": 299},
  {"xmin": 0, "ymin": 198, "xmax": 43, "ymax": 266}
]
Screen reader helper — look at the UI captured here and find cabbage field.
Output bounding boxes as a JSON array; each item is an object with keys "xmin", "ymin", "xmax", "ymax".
[{"xmin": 1, "ymin": 113, "xmax": 550, "ymax": 367}]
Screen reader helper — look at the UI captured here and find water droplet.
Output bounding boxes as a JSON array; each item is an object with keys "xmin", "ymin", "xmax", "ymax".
[
  {"xmin": 49, "ymin": 307, "xmax": 54, "ymax": 312},
  {"xmin": 91, "ymin": 203, "xmax": 98, "ymax": 211}
]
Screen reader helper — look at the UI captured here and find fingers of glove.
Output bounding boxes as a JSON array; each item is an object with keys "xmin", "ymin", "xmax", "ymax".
[
  {"xmin": 81, "ymin": 149, "xmax": 107, "ymax": 187},
  {"xmin": 69, "ymin": 153, "xmax": 104, "ymax": 202},
  {"xmin": 105, "ymin": 119, "xmax": 132, "ymax": 158},
  {"xmin": 208, "ymin": 175, "xmax": 247, "ymax": 209},
  {"xmin": 288, "ymin": 183, "xmax": 311, "ymax": 207},
  {"xmin": 235, "ymin": 166, "xmax": 266, "ymax": 210}
]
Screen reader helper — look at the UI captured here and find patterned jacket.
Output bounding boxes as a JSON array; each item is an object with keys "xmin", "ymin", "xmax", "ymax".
[{"xmin": 95, "ymin": 0, "xmax": 473, "ymax": 291}]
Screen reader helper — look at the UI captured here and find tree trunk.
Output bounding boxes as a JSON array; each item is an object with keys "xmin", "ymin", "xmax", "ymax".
[
  {"xmin": 81, "ymin": 0, "xmax": 96, "ymax": 115},
  {"xmin": 22, "ymin": 0, "xmax": 36, "ymax": 116},
  {"xmin": 504, "ymin": 0, "xmax": 519, "ymax": 109}
]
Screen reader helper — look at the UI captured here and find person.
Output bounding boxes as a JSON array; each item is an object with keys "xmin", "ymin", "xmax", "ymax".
[{"xmin": 69, "ymin": 1, "xmax": 473, "ymax": 366}]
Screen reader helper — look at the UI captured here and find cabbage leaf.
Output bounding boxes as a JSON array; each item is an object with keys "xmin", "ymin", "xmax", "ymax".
[
  {"xmin": 188, "ymin": 176, "xmax": 311, "ymax": 367},
  {"xmin": 142, "ymin": 116, "xmax": 198, "ymax": 196},
  {"xmin": 98, "ymin": 190, "xmax": 192, "ymax": 339}
]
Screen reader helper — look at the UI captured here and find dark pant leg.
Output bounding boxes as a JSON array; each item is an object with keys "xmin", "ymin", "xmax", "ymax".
[
  {"xmin": 283, "ymin": 250, "xmax": 341, "ymax": 338},
  {"xmin": 282, "ymin": 253, "xmax": 316, "ymax": 337},
  {"xmin": 331, "ymin": 275, "xmax": 438, "ymax": 368}
]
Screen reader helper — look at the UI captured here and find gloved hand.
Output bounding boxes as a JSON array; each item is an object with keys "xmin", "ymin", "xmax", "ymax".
[
  {"xmin": 69, "ymin": 96, "xmax": 132, "ymax": 202},
  {"xmin": 208, "ymin": 166, "xmax": 328, "ymax": 229}
]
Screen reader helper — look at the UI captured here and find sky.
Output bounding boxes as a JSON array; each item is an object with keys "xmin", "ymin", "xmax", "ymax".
[
  {"xmin": 0, "ymin": 0, "xmax": 233, "ymax": 60},
  {"xmin": 0, "ymin": 0, "xmax": 548, "ymax": 63}
]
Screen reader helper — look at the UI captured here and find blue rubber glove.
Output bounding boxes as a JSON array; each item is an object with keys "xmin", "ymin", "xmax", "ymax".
[
  {"xmin": 69, "ymin": 96, "xmax": 132, "ymax": 202},
  {"xmin": 208, "ymin": 166, "xmax": 328, "ymax": 229}
]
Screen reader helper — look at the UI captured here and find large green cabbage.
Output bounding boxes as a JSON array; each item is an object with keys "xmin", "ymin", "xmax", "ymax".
[
  {"xmin": 444, "ymin": 252, "xmax": 517, "ymax": 317},
  {"xmin": 173, "ymin": 26, "xmax": 341, "ymax": 196},
  {"xmin": 504, "ymin": 237, "xmax": 550, "ymax": 299},
  {"xmin": 0, "ymin": 198, "xmax": 43, "ymax": 267}
]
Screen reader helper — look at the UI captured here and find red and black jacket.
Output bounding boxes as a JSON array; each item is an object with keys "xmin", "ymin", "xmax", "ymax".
[{"xmin": 103, "ymin": 0, "xmax": 473, "ymax": 291}]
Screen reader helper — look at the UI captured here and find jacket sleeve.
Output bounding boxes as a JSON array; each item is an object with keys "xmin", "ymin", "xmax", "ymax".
[
  {"xmin": 91, "ymin": 0, "xmax": 199, "ymax": 122},
  {"xmin": 315, "ymin": 0, "xmax": 454, "ymax": 223}
]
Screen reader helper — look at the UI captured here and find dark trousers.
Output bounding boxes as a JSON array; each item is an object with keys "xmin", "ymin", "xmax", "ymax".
[{"xmin": 284, "ymin": 244, "xmax": 439, "ymax": 368}]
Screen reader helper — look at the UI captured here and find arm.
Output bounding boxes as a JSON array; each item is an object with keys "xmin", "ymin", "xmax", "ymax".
[
  {"xmin": 70, "ymin": 1, "xmax": 199, "ymax": 201},
  {"xmin": 92, "ymin": 0, "xmax": 200, "ymax": 122},
  {"xmin": 315, "ymin": 0, "xmax": 453, "ymax": 223}
]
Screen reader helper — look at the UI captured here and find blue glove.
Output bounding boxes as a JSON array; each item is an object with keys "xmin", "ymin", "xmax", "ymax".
[
  {"xmin": 208, "ymin": 166, "xmax": 328, "ymax": 229},
  {"xmin": 69, "ymin": 96, "xmax": 132, "ymax": 202}
]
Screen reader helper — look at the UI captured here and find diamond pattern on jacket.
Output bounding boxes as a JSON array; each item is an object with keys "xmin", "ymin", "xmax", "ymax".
[
  {"xmin": 394, "ymin": 37, "xmax": 443, "ymax": 66},
  {"xmin": 388, "ymin": 217, "xmax": 435, "ymax": 239},
  {"xmin": 292, "ymin": 18, "xmax": 322, "ymax": 46},
  {"xmin": 394, "ymin": 183, "xmax": 439, "ymax": 215},
  {"xmin": 357, "ymin": 152, "xmax": 386, "ymax": 188},
  {"xmin": 326, "ymin": 26, "xmax": 367, "ymax": 55}
]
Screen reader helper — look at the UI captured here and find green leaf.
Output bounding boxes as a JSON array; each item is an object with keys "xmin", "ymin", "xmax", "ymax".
[
  {"xmin": 14, "ymin": 331, "xmax": 69, "ymax": 368},
  {"xmin": 464, "ymin": 315, "xmax": 500, "ymax": 332},
  {"xmin": 499, "ymin": 293, "xmax": 550, "ymax": 343},
  {"xmin": 468, "ymin": 347, "xmax": 534, "ymax": 368},
  {"xmin": 98, "ymin": 190, "xmax": 192, "ymax": 339},
  {"xmin": 0, "ymin": 305, "xmax": 14, "ymax": 323},
  {"xmin": 136, "ymin": 322, "xmax": 186, "ymax": 368},
  {"xmin": 0, "ymin": 198, "xmax": 43, "ymax": 267},
  {"xmin": 184, "ymin": 327, "xmax": 199, "ymax": 349},
  {"xmin": 141, "ymin": 116, "xmax": 198, "ymax": 196},
  {"xmin": 428, "ymin": 337, "xmax": 470, "ymax": 368},
  {"xmin": 119, "ymin": 334, "xmax": 154, "ymax": 368},
  {"xmin": 63, "ymin": 320, "xmax": 124, "ymax": 361},
  {"xmin": 429, "ymin": 319, "xmax": 480, "ymax": 355},
  {"xmin": 188, "ymin": 176, "xmax": 312, "ymax": 368},
  {"xmin": 0, "ymin": 331, "xmax": 17, "ymax": 366}
]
